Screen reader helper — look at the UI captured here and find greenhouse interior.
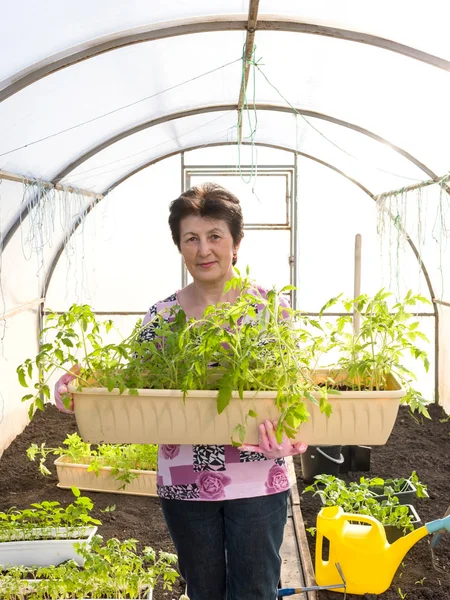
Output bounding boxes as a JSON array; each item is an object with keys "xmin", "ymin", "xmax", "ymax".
[{"xmin": 0, "ymin": 2, "xmax": 449, "ymax": 600}]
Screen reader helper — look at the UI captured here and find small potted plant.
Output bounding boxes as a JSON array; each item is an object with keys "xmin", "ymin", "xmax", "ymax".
[
  {"xmin": 26, "ymin": 433, "xmax": 158, "ymax": 497},
  {"xmin": 0, "ymin": 534, "xmax": 179, "ymax": 599},
  {"xmin": 0, "ymin": 487, "xmax": 100, "ymax": 568},
  {"xmin": 17, "ymin": 277, "xmax": 430, "ymax": 446},
  {"xmin": 304, "ymin": 473, "xmax": 428, "ymax": 543},
  {"xmin": 317, "ymin": 289, "xmax": 431, "ymax": 417}
]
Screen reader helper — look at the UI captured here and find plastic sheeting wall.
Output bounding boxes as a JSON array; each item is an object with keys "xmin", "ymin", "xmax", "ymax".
[
  {"xmin": 0, "ymin": 310, "xmax": 39, "ymax": 455},
  {"xmin": 438, "ymin": 305, "xmax": 450, "ymax": 415}
]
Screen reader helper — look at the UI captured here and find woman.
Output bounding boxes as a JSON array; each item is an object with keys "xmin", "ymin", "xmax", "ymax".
[{"xmin": 55, "ymin": 183, "xmax": 307, "ymax": 600}]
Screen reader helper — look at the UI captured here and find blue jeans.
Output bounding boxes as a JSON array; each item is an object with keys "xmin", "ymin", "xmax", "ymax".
[{"xmin": 160, "ymin": 491, "xmax": 289, "ymax": 600}]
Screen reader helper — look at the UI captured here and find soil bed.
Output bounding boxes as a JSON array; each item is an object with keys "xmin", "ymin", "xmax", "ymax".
[
  {"xmin": 0, "ymin": 406, "xmax": 184, "ymax": 600},
  {"xmin": 295, "ymin": 404, "xmax": 450, "ymax": 600}
]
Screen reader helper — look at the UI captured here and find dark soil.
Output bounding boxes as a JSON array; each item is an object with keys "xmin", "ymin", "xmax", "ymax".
[
  {"xmin": 295, "ymin": 404, "xmax": 450, "ymax": 600},
  {"xmin": 0, "ymin": 406, "xmax": 185, "ymax": 600},
  {"xmin": 2, "ymin": 404, "xmax": 449, "ymax": 600}
]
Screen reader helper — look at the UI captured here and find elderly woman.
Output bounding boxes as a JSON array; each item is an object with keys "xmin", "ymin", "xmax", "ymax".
[{"xmin": 56, "ymin": 183, "xmax": 307, "ymax": 600}]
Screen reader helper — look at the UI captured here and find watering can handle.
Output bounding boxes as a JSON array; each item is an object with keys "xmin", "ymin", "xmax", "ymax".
[{"xmin": 342, "ymin": 513, "xmax": 385, "ymax": 535}]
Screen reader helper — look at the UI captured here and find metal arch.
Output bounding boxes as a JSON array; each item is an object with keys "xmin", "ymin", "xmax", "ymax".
[
  {"xmin": 42, "ymin": 141, "xmax": 374, "ymax": 301},
  {"xmin": 55, "ymin": 104, "xmax": 436, "ymax": 183},
  {"xmin": 5, "ymin": 103, "xmax": 439, "ymax": 252},
  {"xmin": 2, "ymin": 16, "xmax": 450, "ymax": 103},
  {"xmin": 41, "ymin": 140, "xmax": 440, "ymax": 402},
  {"xmin": 43, "ymin": 140, "xmax": 429, "ymax": 299},
  {"xmin": 106, "ymin": 142, "xmax": 375, "ymax": 198}
]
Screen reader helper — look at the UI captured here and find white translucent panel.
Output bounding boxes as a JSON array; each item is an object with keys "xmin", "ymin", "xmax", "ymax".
[
  {"xmin": 438, "ymin": 305, "xmax": 450, "ymax": 413},
  {"xmin": 189, "ymin": 173, "xmax": 289, "ymax": 224},
  {"xmin": 0, "ymin": 180, "xmax": 26, "ymax": 240},
  {"xmin": 46, "ymin": 157, "xmax": 183, "ymax": 312},
  {"xmin": 60, "ymin": 111, "xmax": 239, "ymax": 193},
  {"xmin": 0, "ymin": 310, "xmax": 39, "ymax": 454},
  {"xmin": 252, "ymin": 31, "xmax": 450, "ymax": 175},
  {"xmin": 0, "ymin": 32, "xmax": 244, "ymax": 181},
  {"xmin": 185, "ymin": 144, "xmax": 294, "ymax": 166},
  {"xmin": 295, "ymin": 156, "xmax": 433, "ymax": 311},
  {"xmin": 240, "ymin": 110, "xmax": 426, "ymax": 195},
  {"xmin": 259, "ymin": 1, "xmax": 450, "ymax": 60},
  {"xmin": 238, "ymin": 230, "xmax": 291, "ymax": 290},
  {"xmin": 0, "ymin": 0, "xmax": 249, "ymax": 80}
]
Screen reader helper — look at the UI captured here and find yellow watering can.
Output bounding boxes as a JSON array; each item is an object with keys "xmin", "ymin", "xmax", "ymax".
[{"xmin": 315, "ymin": 505, "xmax": 450, "ymax": 595}]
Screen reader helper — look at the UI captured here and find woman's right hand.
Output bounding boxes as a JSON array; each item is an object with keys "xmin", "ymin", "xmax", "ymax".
[{"xmin": 54, "ymin": 365, "xmax": 81, "ymax": 414}]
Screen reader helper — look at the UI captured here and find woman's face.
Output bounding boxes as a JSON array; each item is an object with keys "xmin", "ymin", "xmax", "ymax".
[{"xmin": 179, "ymin": 215, "xmax": 240, "ymax": 283}]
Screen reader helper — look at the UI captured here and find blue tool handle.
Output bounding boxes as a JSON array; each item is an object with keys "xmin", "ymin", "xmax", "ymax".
[
  {"xmin": 426, "ymin": 514, "xmax": 450, "ymax": 535},
  {"xmin": 278, "ymin": 589, "xmax": 298, "ymax": 597}
]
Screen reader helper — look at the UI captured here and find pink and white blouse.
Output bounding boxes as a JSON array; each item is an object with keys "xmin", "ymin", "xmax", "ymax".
[{"xmin": 140, "ymin": 287, "xmax": 294, "ymax": 501}]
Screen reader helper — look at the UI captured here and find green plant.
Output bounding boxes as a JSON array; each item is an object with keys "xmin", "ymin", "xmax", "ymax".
[
  {"xmin": 304, "ymin": 473, "xmax": 428, "ymax": 533},
  {"xmin": 319, "ymin": 289, "xmax": 431, "ymax": 416},
  {"xmin": 0, "ymin": 487, "xmax": 101, "ymax": 541},
  {"xmin": 0, "ymin": 534, "xmax": 178, "ymax": 599},
  {"xmin": 18, "ymin": 275, "xmax": 330, "ymax": 442},
  {"xmin": 17, "ymin": 278, "xmax": 432, "ymax": 442},
  {"xmin": 27, "ymin": 432, "xmax": 158, "ymax": 486}
]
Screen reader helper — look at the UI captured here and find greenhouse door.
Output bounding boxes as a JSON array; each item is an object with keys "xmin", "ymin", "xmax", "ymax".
[{"xmin": 183, "ymin": 167, "xmax": 295, "ymax": 299}]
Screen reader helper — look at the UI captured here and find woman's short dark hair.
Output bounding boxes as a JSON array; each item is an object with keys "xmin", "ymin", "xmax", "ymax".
[{"xmin": 169, "ymin": 183, "xmax": 244, "ymax": 265}]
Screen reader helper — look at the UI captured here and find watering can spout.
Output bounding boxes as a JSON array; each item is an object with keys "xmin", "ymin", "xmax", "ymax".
[{"xmin": 385, "ymin": 527, "xmax": 428, "ymax": 572}]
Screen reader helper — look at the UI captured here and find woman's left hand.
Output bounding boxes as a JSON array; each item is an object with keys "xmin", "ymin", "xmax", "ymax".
[{"xmin": 239, "ymin": 420, "xmax": 308, "ymax": 459}]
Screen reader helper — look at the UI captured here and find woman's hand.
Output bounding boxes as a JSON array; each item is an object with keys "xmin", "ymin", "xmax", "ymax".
[
  {"xmin": 54, "ymin": 365, "xmax": 81, "ymax": 414},
  {"xmin": 239, "ymin": 420, "xmax": 308, "ymax": 459}
]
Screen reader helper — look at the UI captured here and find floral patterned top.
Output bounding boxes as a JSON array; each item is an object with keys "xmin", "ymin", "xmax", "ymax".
[{"xmin": 140, "ymin": 287, "xmax": 294, "ymax": 501}]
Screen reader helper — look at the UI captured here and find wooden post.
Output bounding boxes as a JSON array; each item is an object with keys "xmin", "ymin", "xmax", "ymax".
[{"xmin": 353, "ymin": 234, "xmax": 362, "ymax": 336}]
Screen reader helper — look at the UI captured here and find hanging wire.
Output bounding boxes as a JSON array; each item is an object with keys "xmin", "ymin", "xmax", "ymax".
[
  {"xmin": 253, "ymin": 62, "xmax": 424, "ymax": 183},
  {"xmin": 62, "ymin": 112, "xmax": 235, "ymax": 185},
  {"xmin": 237, "ymin": 42, "xmax": 258, "ymax": 185},
  {"xmin": 0, "ymin": 58, "xmax": 242, "ymax": 158}
]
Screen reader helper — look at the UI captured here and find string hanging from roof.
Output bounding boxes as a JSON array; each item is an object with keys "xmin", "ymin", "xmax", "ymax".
[
  {"xmin": 0, "ymin": 178, "xmax": 100, "ymax": 341},
  {"xmin": 237, "ymin": 43, "xmax": 258, "ymax": 185},
  {"xmin": 376, "ymin": 173, "xmax": 450, "ymax": 300}
]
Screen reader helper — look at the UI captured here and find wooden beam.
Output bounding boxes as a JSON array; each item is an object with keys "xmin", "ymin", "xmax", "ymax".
[
  {"xmin": 291, "ymin": 500, "xmax": 318, "ymax": 600},
  {"xmin": 0, "ymin": 170, "xmax": 103, "ymax": 200},
  {"xmin": 376, "ymin": 172, "xmax": 450, "ymax": 199},
  {"xmin": 237, "ymin": 0, "xmax": 260, "ymax": 142},
  {"xmin": 3, "ymin": 298, "xmax": 45, "ymax": 319}
]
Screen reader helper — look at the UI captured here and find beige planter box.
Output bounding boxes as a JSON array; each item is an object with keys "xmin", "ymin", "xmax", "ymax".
[
  {"xmin": 70, "ymin": 372, "xmax": 404, "ymax": 446},
  {"xmin": 55, "ymin": 456, "xmax": 157, "ymax": 497}
]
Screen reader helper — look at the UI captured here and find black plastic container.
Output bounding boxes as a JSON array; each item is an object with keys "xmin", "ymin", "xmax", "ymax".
[
  {"xmin": 384, "ymin": 504, "xmax": 421, "ymax": 543},
  {"xmin": 339, "ymin": 445, "xmax": 372, "ymax": 473},
  {"xmin": 371, "ymin": 479, "xmax": 417, "ymax": 505},
  {"xmin": 301, "ymin": 445, "xmax": 344, "ymax": 484}
]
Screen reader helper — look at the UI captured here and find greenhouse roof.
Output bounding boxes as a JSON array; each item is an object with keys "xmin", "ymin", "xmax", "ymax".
[
  {"xmin": 1, "ymin": 1, "xmax": 450, "ymax": 451},
  {"xmin": 1, "ymin": 0, "xmax": 449, "ymax": 198}
]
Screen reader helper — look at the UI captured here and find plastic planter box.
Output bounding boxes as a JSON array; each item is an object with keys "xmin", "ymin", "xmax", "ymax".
[
  {"xmin": 70, "ymin": 371, "xmax": 404, "ymax": 446},
  {"xmin": 369, "ymin": 479, "xmax": 417, "ymax": 505},
  {"xmin": 318, "ymin": 479, "xmax": 417, "ymax": 507},
  {"xmin": 384, "ymin": 504, "xmax": 421, "ymax": 543},
  {"xmin": 55, "ymin": 456, "xmax": 157, "ymax": 497},
  {"xmin": 0, "ymin": 526, "xmax": 97, "ymax": 568}
]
